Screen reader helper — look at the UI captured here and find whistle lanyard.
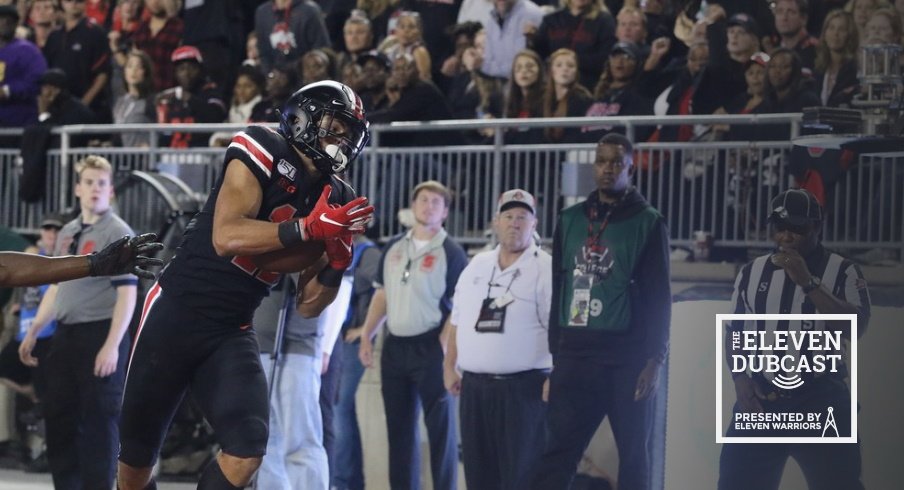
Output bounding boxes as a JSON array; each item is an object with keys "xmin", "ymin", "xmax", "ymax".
[{"xmin": 485, "ymin": 266, "xmax": 519, "ymax": 299}]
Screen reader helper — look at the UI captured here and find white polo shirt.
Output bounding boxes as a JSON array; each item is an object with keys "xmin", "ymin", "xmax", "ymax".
[{"xmin": 451, "ymin": 243, "xmax": 553, "ymax": 374}]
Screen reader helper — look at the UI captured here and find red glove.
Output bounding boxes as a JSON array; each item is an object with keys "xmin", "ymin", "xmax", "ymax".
[
  {"xmin": 300, "ymin": 186, "xmax": 374, "ymax": 241},
  {"xmin": 324, "ymin": 236, "xmax": 354, "ymax": 270}
]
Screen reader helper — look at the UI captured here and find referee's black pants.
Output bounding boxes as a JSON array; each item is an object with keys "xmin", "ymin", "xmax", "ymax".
[
  {"xmin": 43, "ymin": 320, "xmax": 128, "ymax": 490},
  {"xmin": 380, "ymin": 329, "xmax": 457, "ymax": 490},
  {"xmin": 460, "ymin": 370, "xmax": 547, "ymax": 490},
  {"xmin": 718, "ymin": 380, "xmax": 862, "ymax": 490}
]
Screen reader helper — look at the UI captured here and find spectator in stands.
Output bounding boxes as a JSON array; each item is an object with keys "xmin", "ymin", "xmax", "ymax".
[
  {"xmin": 656, "ymin": 41, "xmax": 709, "ymax": 142},
  {"xmin": 111, "ymin": 0, "xmax": 143, "ymax": 34},
  {"xmin": 531, "ymin": 0, "xmax": 616, "ymax": 89},
  {"xmin": 447, "ymin": 29, "xmax": 504, "ymax": 143},
  {"xmin": 182, "ymin": 0, "xmax": 245, "ymax": 94},
  {"xmin": 693, "ymin": 8, "xmax": 761, "ymax": 116},
  {"xmin": 106, "ymin": 0, "xmax": 144, "ymax": 101},
  {"xmin": 770, "ymin": 0, "xmax": 819, "ymax": 70},
  {"xmin": 300, "ymin": 47, "xmax": 338, "ymax": 85},
  {"xmin": 458, "ymin": 0, "xmax": 493, "ymax": 25},
  {"xmin": 846, "ymin": 0, "xmax": 891, "ymax": 38},
  {"xmin": 25, "ymin": 0, "xmax": 59, "ymax": 49},
  {"xmin": 438, "ymin": 21, "xmax": 482, "ymax": 81},
  {"xmin": 543, "ymin": 48, "xmax": 593, "ymax": 143},
  {"xmin": 638, "ymin": 35, "xmax": 675, "ymax": 98},
  {"xmin": 765, "ymin": 47, "xmax": 820, "ymax": 111},
  {"xmin": 864, "ymin": 7, "xmax": 903, "ymax": 43},
  {"xmin": 480, "ymin": 0, "xmax": 545, "ymax": 80},
  {"xmin": 337, "ymin": 12, "xmax": 373, "ymax": 69},
  {"xmin": 255, "ymin": 0, "xmax": 331, "ymax": 73},
  {"xmin": 641, "ymin": 0, "xmax": 679, "ymax": 41},
  {"xmin": 129, "ymin": 0, "xmax": 184, "ymax": 93},
  {"xmin": 341, "ymin": 56, "xmax": 364, "ymax": 93},
  {"xmin": 250, "ymin": 63, "xmax": 297, "ymax": 122},
  {"xmin": 210, "ymin": 65, "xmax": 265, "ymax": 147},
  {"xmin": 403, "ymin": 0, "xmax": 461, "ymax": 82},
  {"xmin": 814, "ymin": 10, "xmax": 859, "ymax": 107},
  {"xmin": 616, "ymin": 5, "xmax": 648, "ymax": 45},
  {"xmin": 382, "ymin": 11, "xmax": 431, "ymax": 81},
  {"xmin": 84, "ymin": 0, "xmax": 111, "ymax": 26},
  {"xmin": 369, "ymin": 53, "xmax": 454, "ymax": 145},
  {"xmin": 714, "ymin": 51, "xmax": 770, "ymax": 140},
  {"xmin": 355, "ymin": 51, "xmax": 391, "ymax": 111},
  {"xmin": 155, "ymin": 45, "xmax": 227, "ymax": 148},
  {"xmin": 113, "ymin": 50, "xmax": 156, "ymax": 147},
  {"xmin": 743, "ymin": 48, "xmax": 820, "ymax": 141},
  {"xmin": 0, "ymin": 4, "xmax": 46, "ymax": 127},
  {"xmin": 43, "ymin": 0, "xmax": 112, "ymax": 122},
  {"xmin": 245, "ymin": 31, "xmax": 261, "ymax": 66},
  {"xmin": 503, "ymin": 49, "xmax": 545, "ymax": 144},
  {"xmin": 583, "ymin": 41, "xmax": 654, "ymax": 142},
  {"xmin": 36, "ymin": 68, "xmax": 96, "ymax": 127},
  {"xmin": 357, "ymin": 0, "xmax": 396, "ymax": 45}
]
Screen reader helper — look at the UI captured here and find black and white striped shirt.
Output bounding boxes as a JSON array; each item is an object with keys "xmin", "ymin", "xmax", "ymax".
[{"xmin": 728, "ymin": 245, "xmax": 871, "ymax": 381}]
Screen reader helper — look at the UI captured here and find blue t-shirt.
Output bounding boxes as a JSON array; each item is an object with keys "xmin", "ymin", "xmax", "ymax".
[{"xmin": 18, "ymin": 283, "xmax": 56, "ymax": 341}]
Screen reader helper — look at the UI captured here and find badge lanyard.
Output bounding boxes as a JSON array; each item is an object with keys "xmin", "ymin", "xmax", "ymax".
[
  {"xmin": 569, "ymin": 195, "xmax": 620, "ymax": 327},
  {"xmin": 474, "ymin": 266, "xmax": 520, "ymax": 333}
]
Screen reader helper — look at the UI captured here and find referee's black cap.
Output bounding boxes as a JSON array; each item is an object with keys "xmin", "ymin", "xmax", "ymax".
[{"xmin": 769, "ymin": 189, "xmax": 822, "ymax": 227}]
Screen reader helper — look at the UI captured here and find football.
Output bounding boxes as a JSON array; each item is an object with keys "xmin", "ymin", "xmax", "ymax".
[{"xmin": 251, "ymin": 241, "xmax": 326, "ymax": 273}]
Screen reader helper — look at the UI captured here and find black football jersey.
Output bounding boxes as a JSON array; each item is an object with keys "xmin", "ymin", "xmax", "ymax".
[{"xmin": 158, "ymin": 125, "xmax": 357, "ymax": 325}]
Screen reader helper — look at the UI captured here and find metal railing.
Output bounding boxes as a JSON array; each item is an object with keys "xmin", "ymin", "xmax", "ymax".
[{"xmin": 2, "ymin": 114, "xmax": 899, "ymax": 256}]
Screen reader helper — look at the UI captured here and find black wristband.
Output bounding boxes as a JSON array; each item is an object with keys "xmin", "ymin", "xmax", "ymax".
[
  {"xmin": 278, "ymin": 220, "xmax": 303, "ymax": 247},
  {"xmin": 317, "ymin": 266, "xmax": 345, "ymax": 288}
]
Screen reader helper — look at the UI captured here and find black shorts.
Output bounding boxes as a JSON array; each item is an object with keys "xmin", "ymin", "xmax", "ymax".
[
  {"xmin": 118, "ymin": 284, "xmax": 270, "ymax": 468},
  {"xmin": 0, "ymin": 336, "xmax": 51, "ymax": 385}
]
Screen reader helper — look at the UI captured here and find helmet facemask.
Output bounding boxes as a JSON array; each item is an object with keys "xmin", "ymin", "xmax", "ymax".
[{"xmin": 279, "ymin": 89, "xmax": 369, "ymax": 176}]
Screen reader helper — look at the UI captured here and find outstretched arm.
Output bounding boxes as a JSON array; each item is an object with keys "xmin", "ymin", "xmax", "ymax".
[{"xmin": 0, "ymin": 233, "xmax": 162, "ymax": 287}]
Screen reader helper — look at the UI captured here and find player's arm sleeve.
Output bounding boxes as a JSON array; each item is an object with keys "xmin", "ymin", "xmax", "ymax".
[
  {"xmin": 225, "ymin": 126, "xmax": 274, "ymax": 186},
  {"xmin": 634, "ymin": 217, "xmax": 671, "ymax": 363}
]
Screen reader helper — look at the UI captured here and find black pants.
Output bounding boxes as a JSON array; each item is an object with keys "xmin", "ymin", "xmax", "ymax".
[
  {"xmin": 460, "ymin": 370, "xmax": 548, "ymax": 490},
  {"xmin": 718, "ymin": 382, "xmax": 862, "ymax": 490},
  {"xmin": 43, "ymin": 320, "xmax": 128, "ymax": 490},
  {"xmin": 531, "ymin": 355, "xmax": 658, "ymax": 490},
  {"xmin": 380, "ymin": 329, "xmax": 457, "ymax": 490}
]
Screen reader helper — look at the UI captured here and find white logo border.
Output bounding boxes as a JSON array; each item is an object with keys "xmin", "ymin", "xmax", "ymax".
[{"xmin": 716, "ymin": 313, "xmax": 858, "ymax": 444}]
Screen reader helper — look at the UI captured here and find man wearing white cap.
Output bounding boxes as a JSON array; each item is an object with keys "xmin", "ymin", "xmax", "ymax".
[{"xmin": 443, "ymin": 188, "xmax": 553, "ymax": 490}]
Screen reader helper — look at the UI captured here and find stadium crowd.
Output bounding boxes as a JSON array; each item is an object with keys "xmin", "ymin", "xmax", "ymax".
[{"xmin": 1, "ymin": 0, "xmax": 902, "ymax": 146}]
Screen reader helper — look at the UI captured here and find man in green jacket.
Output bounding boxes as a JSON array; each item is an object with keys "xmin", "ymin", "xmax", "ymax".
[{"xmin": 532, "ymin": 133, "xmax": 671, "ymax": 490}]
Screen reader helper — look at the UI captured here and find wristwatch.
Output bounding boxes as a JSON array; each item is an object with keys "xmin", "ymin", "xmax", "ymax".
[{"xmin": 802, "ymin": 276, "xmax": 822, "ymax": 294}]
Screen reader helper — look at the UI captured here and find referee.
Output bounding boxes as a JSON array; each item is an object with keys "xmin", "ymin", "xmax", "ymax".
[{"xmin": 719, "ymin": 188, "xmax": 871, "ymax": 490}]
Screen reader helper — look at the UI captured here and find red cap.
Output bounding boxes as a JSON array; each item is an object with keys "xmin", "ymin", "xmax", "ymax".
[{"xmin": 171, "ymin": 45, "xmax": 203, "ymax": 64}]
